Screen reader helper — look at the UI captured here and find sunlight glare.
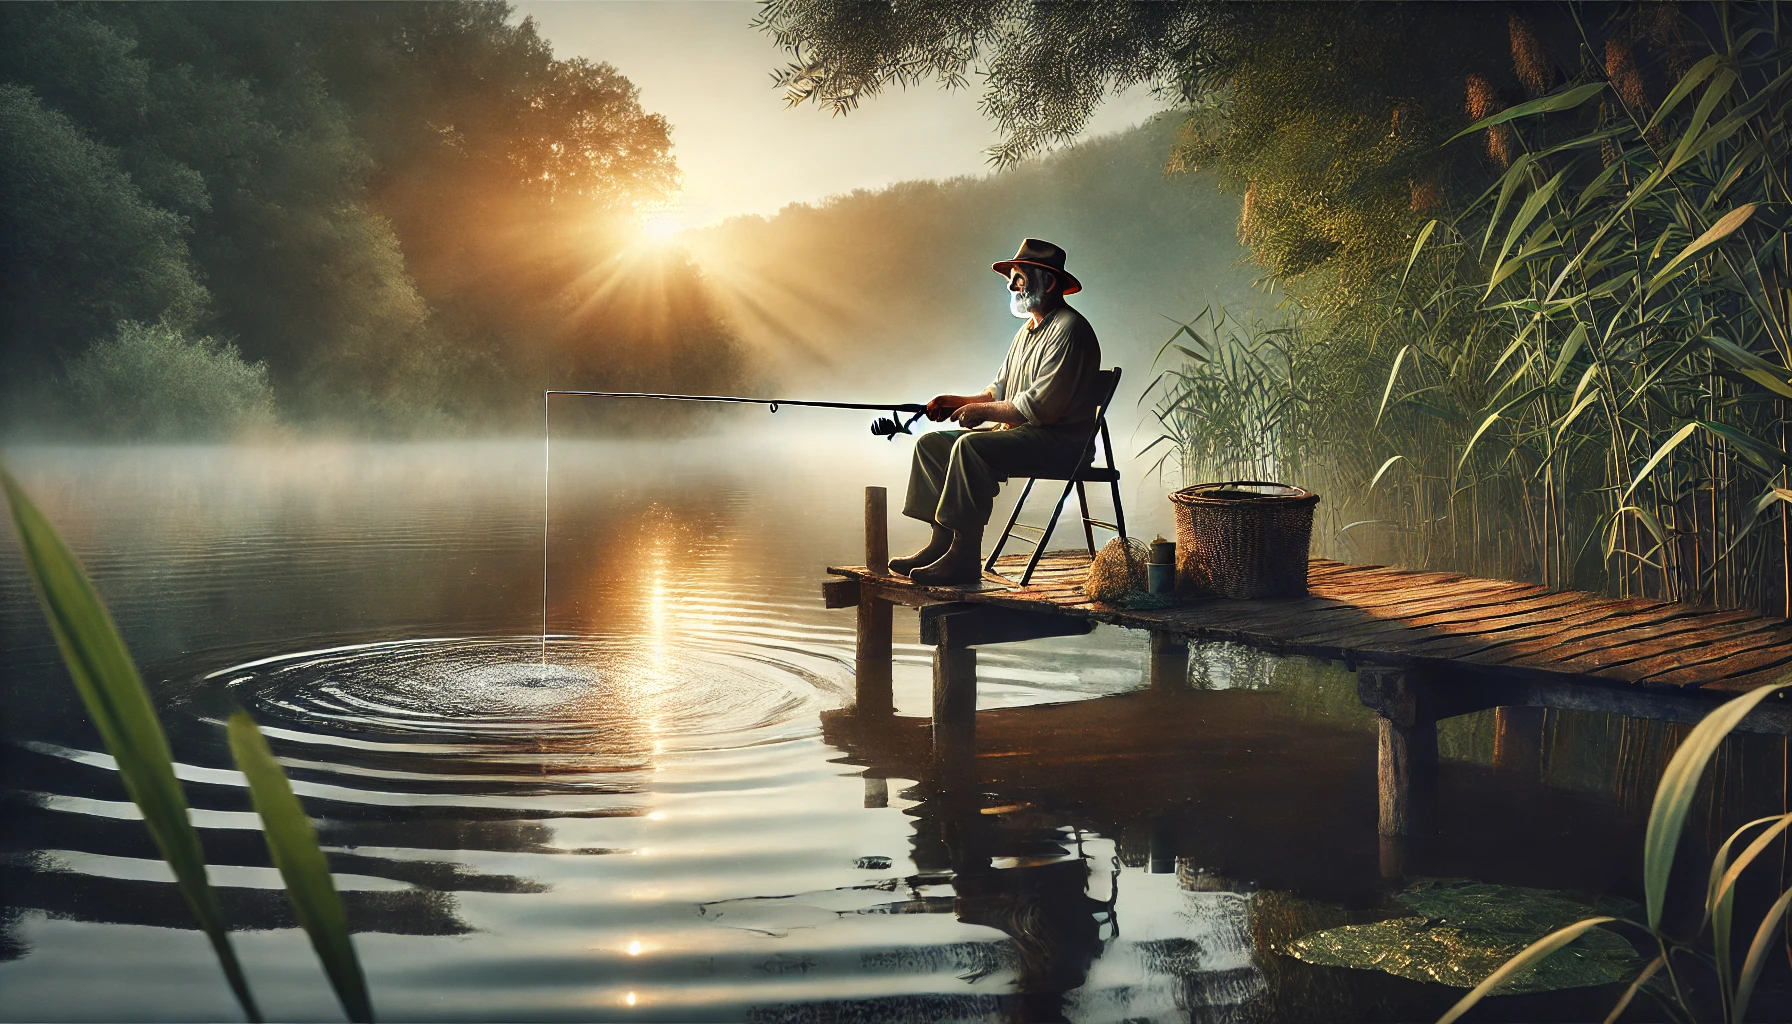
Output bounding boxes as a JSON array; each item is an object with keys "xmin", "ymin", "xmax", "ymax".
[{"xmin": 640, "ymin": 211, "xmax": 683, "ymax": 242}]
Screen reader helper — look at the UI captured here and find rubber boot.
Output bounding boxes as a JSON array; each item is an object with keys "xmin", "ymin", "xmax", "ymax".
[
  {"xmin": 889, "ymin": 524, "xmax": 952, "ymax": 577},
  {"xmin": 910, "ymin": 528, "xmax": 984, "ymax": 586}
]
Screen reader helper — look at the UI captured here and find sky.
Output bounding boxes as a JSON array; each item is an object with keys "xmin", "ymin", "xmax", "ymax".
[{"xmin": 517, "ymin": 1, "xmax": 1171, "ymax": 228}]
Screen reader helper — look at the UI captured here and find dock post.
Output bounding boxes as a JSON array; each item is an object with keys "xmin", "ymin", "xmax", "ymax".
[
  {"xmin": 865, "ymin": 486, "xmax": 889, "ymax": 575},
  {"xmin": 932, "ymin": 617, "xmax": 978, "ymax": 788},
  {"xmin": 1149, "ymin": 632, "xmax": 1190, "ymax": 690},
  {"xmin": 1493, "ymin": 706, "xmax": 1545, "ymax": 776},
  {"xmin": 855, "ymin": 486, "xmax": 894, "ymax": 715},
  {"xmin": 1357, "ymin": 666, "xmax": 1438, "ymax": 836}
]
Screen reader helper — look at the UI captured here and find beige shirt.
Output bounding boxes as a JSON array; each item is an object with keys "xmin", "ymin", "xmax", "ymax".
[{"xmin": 989, "ymin": 305, "xmax": 1102, "ymax": 427}]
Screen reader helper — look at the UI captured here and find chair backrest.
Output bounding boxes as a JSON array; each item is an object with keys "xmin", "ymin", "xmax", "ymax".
[{"xmin": 1080, "ymin": 367, "xmax": 1122, "ymax": 468}]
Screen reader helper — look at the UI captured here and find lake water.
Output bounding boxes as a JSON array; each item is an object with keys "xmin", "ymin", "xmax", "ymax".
[{"xmin": 2, "ymin": 437, "xmax": 1787, "ymax": 1022}]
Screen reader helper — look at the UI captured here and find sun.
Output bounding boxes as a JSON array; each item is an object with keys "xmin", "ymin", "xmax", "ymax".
[{"xmin": 639, "ymin": 211, "xmax": 683, "ymax": 242}]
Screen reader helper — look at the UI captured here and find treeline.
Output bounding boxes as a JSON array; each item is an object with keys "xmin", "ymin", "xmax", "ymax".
[
  {"xmin": 1, "ymin": 1, "xmax": 746, "ymax": 437},
  {"xmin": 688, "ymin": 115, "xmax": 1262, "ymax": 421}
]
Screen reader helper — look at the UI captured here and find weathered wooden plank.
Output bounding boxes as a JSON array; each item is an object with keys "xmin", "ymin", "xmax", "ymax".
[
  {"xmin": 1589, "ymin": 622, "xmax": 1792, "ymax": 684},
  {"xmin": 1512, "ymin": 610, "xmax": 1763, "ymax": 669},
  {"xmin": 1470, "ymin": 605, "xmax": 1724, "ymax": 666},
  {"xmin": 822, "ymin": 577, "xmax": 861, "ymax": 609},
  {"xmin": 1637, "ymin": 639, "xmax": 1792, "ymax": 688},
  {"xmin": 919, "ymin": 603, "xmax": 1096, "ymax": 647},
  {"xmin": 1409, "ymin": 599, "xmax": 1675, "ymax": 663},
  {"xmin": 1697, "ymin": 662, "xmax": 1792, "ymax": 693}
]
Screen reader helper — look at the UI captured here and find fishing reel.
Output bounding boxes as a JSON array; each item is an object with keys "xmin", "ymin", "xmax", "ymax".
[{"xmin": 869, "ymin": 408, "xmax": 928, "ymax": 439}]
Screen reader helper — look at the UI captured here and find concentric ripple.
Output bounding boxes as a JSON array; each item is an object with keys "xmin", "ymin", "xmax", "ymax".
[{"xmin": 212, "ymin": 635, "xmax": 834, "ymax": 793}]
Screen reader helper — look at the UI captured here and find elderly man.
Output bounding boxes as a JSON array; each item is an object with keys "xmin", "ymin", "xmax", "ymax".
[{"xmin": 892, "ymin": 238, "xmax": 1103, "ymax": 585}]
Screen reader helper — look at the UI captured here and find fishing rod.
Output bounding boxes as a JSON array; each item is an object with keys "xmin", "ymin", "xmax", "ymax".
[{"xmin": 545, "ymin": 390, "xmax": 931, "ymax": 438}]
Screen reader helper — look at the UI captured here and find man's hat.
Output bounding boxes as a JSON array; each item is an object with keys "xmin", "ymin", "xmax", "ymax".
[{"xmin": 992, "ymin": 238, "xmax": 1082, "ymax": 295}]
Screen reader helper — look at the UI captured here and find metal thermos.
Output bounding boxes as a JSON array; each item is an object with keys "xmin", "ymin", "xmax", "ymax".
[{"xmin": 1147, "ymin": 539, "xmax": 1176, "ymax": 595}]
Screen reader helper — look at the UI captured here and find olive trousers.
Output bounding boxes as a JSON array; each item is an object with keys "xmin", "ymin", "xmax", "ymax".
[{"xmin": 902, "ymin": 426, "xmax": 1088, "ymax": 533}]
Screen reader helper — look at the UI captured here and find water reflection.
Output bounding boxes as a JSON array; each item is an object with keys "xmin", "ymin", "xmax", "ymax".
[{"xmin": 2, "ymin": 439, "xmax": 1788, "ymax": 1021}]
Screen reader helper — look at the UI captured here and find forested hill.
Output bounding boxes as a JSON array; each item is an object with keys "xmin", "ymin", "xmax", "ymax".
[
  {"xmin": 1, "ymin": 2, "xmax": 745, "ymax": 437},
  {"xmin": 686, "ymin": 114, "xmax": 1264, "ymax": 429}
]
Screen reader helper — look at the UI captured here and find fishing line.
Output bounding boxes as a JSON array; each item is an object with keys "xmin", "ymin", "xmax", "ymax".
[{"xmin": 540, "ymin": 389, "xmax": 929, "ymax": 670}]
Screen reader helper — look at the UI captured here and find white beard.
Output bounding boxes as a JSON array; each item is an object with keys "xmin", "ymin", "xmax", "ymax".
[{"xmin": 1009, "ymin": 274, "xmax": 1050, "ymax": 319}]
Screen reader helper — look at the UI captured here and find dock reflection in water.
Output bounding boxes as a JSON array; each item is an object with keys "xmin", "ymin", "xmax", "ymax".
[{"xmin": 0, "ymin": 438, "xmax": 1783, "ymax": 1021}]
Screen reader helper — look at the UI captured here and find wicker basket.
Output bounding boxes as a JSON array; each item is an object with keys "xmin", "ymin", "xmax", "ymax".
[{"xmin": 1171, "ymin": 481, "xmax": 1320, "ymax": 599}]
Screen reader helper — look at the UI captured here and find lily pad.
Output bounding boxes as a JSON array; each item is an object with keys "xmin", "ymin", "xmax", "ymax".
[{"xmin": 1284, "ymin": 878, "xmax": 1642, "ymax": 994}]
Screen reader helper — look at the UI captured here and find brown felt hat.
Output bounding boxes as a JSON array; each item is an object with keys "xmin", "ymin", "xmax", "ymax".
[{"xmin": 992, "ymin": 237, "xmax": 1082, "ymax": 295}]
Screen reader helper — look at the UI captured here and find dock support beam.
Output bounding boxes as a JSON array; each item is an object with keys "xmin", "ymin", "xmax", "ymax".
[
  {"xmin": 1149, "ymin": 632, "xmax": 1189, "ymax": 690},
  {"xmin": 1358, "ymin": 666, "xmax": 1438, "ymax": 837},
  {"xmin": 856, "ymin": 594, "xmax": 893, "ymax": 715},
  {"xmin": 933, "ymin": 638, "xmax": 977, "ymax": 786}
]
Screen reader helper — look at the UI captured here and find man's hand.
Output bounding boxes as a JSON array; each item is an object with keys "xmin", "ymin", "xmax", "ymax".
[
  {"xmin": 925, "ymin": 394, "xmax": 964, "ymax": 421},
  {"xmin": 950, "ymin": 401, "xmax": 1026, "ymax": 429}
]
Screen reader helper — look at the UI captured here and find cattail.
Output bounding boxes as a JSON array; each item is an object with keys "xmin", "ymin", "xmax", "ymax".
[
  {"xmin": 1488, "ymin": 125, "xmax": 1512, "ymax": 167},
  {"xmin": 1606, "ymin": 36, "xmax": 1650, "ymax": 114},
  {"xmin": 1239, "ymin": 181, "xmax": 1258, "ymax": 241},
  {"xmin": 1509, "ymin": 13, "xmax": 1554, "ymax": 96},
  {"xmin": 1466, "ymin": 73, "xmax": 1498, "ymax": 121},
  {"xmin": 1410, "ymin": 180, "xmax": 1443, "ymax": 212},
  {"xmin": 1466, "ymin": 74, "xmax": 1510, "ymax": 166}
]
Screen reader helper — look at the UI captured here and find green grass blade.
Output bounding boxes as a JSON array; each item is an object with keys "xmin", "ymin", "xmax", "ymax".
[
  {"xmin": 228, "ymin": 713, "xmax": 375, "ymax": 1023},
  {"xmin": 1, "ymin": 464, "xmax": 262, "ymax": 1022},
  {"xmin": 1376, "ymin": 345, "xmax": 1412, "ymax": 427},
  {"xmin": 1435, "ymin": 917, "xmax": 1616, "ymax": 1024},
  {"xmin": 1732, "ymin": 886, "xmax": 1792, "ymax": 1024},
  {"xmin": 1645, "ymin": 204, "xmax": 1759, "ymax": 299},
  {"xmin": 1446, "ymin": 81, "xmax": 1606, "ymax": 142},
  {"xmin": 1645, "ymin": 53, "xmax": 1726, "ymax": 135},
  {"xmin": 1622, "ymin": 422, "xmax": 1700, "ymax": 503},
  {"xmin": 1368, "ymin": 455, "xmax": 1405, "ymax": 491},
  {"xmin": 1602, "ymin": 954, "xmax": 1664, "ymax": 1024},
  {"xmin": 1400, "ymin": 219, "xmax": 1439, "ymax": 292},
  {"xmin": 1644, "ymin": 681, "xmax": 1792, "ymax": 930}
]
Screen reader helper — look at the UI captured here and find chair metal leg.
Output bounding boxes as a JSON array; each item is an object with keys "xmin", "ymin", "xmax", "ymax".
[
  {"xmin": 1075, "ymin": 481, "xmax": 1096, "ymax": 556},
  {"xmin": 1021, "ymin": 478, "xmax": 1080, "ymax": 585},
  {"xmin": 1110, "ymin": 477, "xmax": 1127, "ymax": 540},
  {"xmin": 985, "ymin": 478, "xmax": 1037, "ymax": 573}
]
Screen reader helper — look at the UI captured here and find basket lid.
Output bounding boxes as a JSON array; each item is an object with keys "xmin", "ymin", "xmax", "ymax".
[{"xmin": 1172, "ymin": 481, "xmax": 1319, "ymax": 505}]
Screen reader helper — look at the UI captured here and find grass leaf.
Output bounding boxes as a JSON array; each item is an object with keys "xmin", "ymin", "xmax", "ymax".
[
  {"xmin": 1621, "ymin": 422, "xmax": 1700, "ymax": 503},
  {"xmin": 1, "ymin": 464, "xmax": 262, "ymax": 1022},
  {"xmin": 1733, "ymin": 886, "xmax": 1792, "ymax": 1024},
  {"xmin": 1434, "ymin": 917, "xmax": 1616, "ymax": 1024},
  {"xmin": 228, "ymin": 713, "xmax": 375, "ymax": 1023},
  {"xmin": 1645, "ymin": 204, "xmax": 1759, "ymax": 299},
  {"xmin": 1644, "ymin": 681, "xmax": 1792, "ymax": 930},
  {"xmin": 1447, "ymin": 82, "xmax": 1606, "ymax": 143}
]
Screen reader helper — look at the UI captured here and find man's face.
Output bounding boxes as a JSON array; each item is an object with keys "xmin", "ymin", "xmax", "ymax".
[{"xmin": 1007, "ymin": 268, "xmax": 1047, "ymax": 319}]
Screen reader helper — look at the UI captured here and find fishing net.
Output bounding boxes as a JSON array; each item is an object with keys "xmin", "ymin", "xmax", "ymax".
[{"xmin": 1084, "ymin": 537, "xmax": 1151, "ymax": 602}]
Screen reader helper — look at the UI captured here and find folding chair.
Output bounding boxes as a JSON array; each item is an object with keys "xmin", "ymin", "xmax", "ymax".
[{"xmin": 984, "ymin": 367, "xmax": 1127, "ymax": 585}]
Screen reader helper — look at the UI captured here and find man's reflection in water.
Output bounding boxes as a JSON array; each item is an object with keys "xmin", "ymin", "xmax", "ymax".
[{"xmin": 910, "ymin": 782, "xmax": 1118, "ymax": 1022}]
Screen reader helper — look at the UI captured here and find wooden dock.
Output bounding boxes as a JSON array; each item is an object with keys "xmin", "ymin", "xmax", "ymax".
[{"xmin": 823, "ymin": 489, "xmax": 1792, "ymax": 838}]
